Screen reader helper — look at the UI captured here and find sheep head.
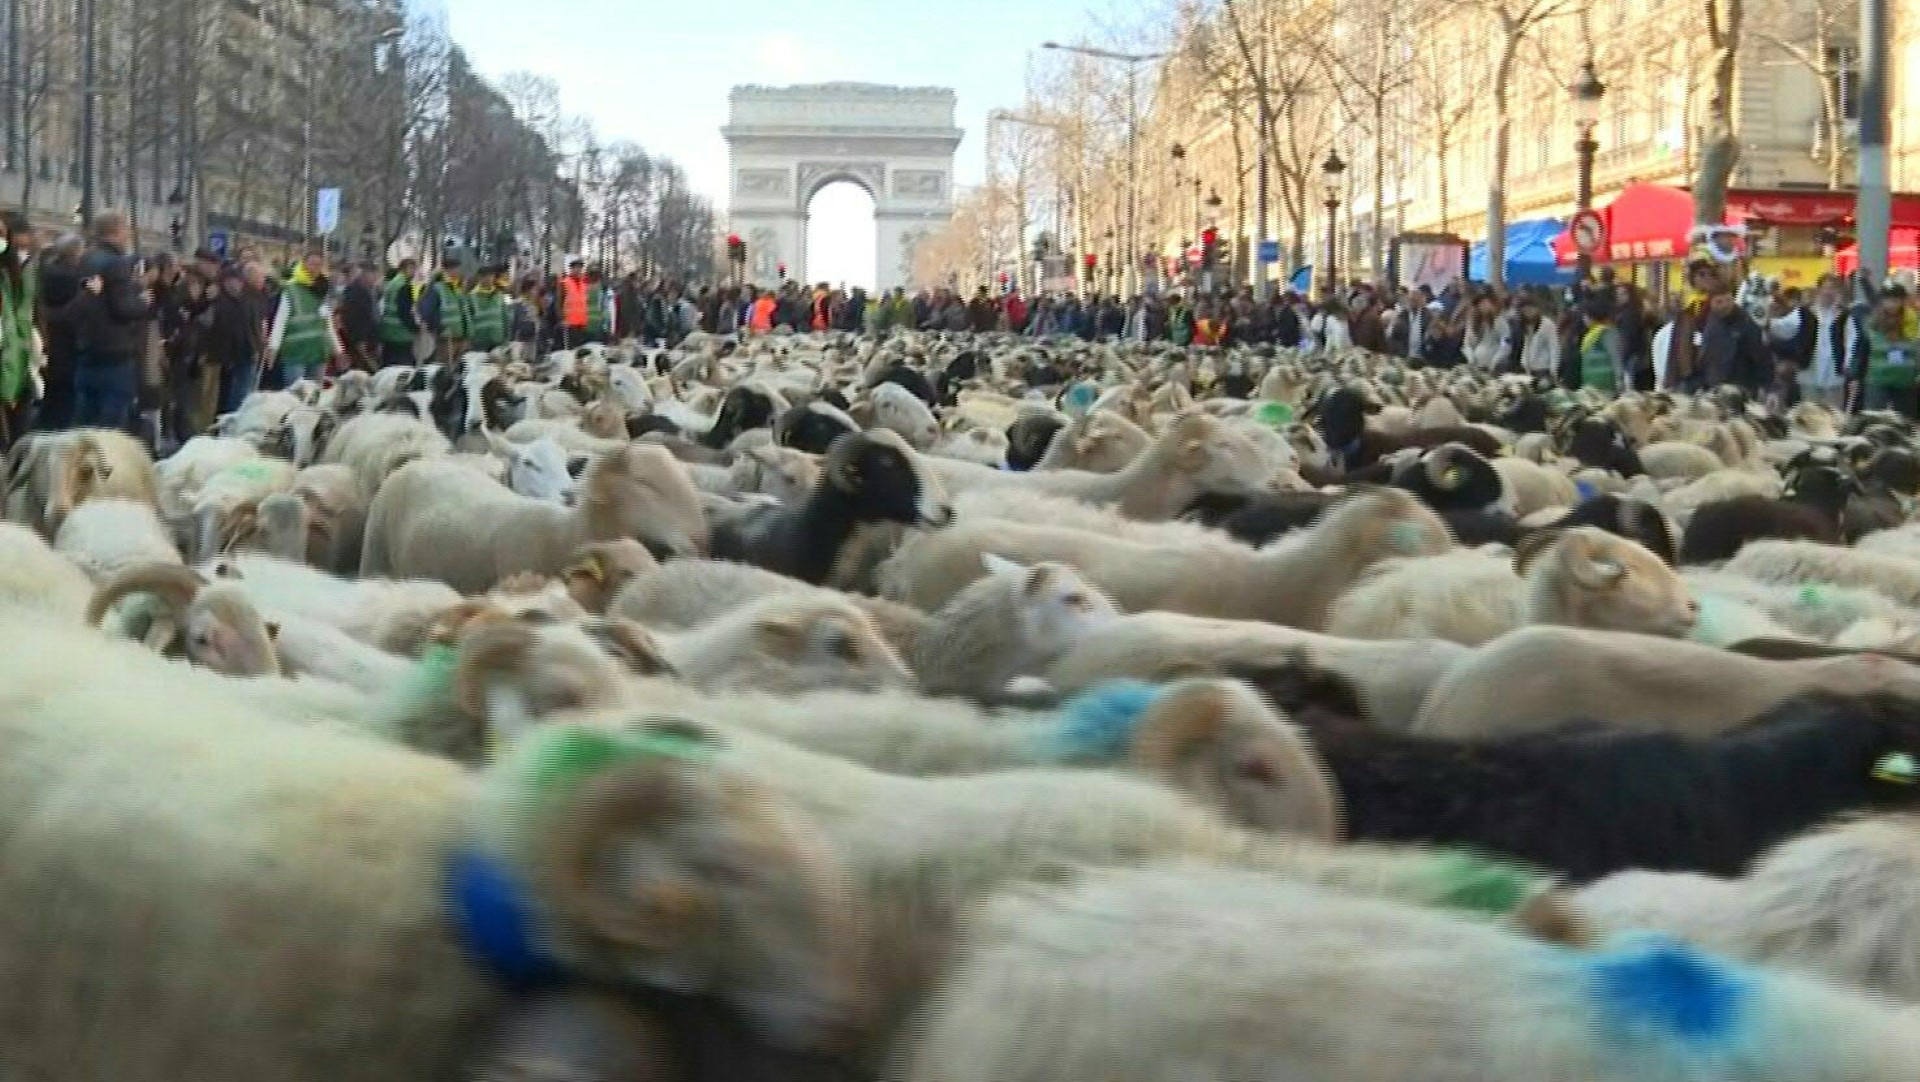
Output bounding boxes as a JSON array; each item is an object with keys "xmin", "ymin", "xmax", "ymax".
[
  {"xmin": 47, "ymin": 435, "xmax": 113, "ymax": 536},
  {"xmin": 584, "ymin": 444, "xmax": 710, "ymax": 560},
  {"xmin": 738, "ymin": 597, "xmax": 916, "ymax": 695},
  {"xmin": 561, "ymin": 539, "xmax": 659, "ymax": 615},
  {"xmin": 488, "ymin": 572, "xmax": 591, "ymax": 625},
  {"xmin": 494, "ymin": 718, "xmax": 869, "ymax": 1051},
  {"xmin": 1339, "ymin": 487, "xmax": 1454, "ymax": 562},
  {"xmin": 1125, "ymin": 678, "xmax": 1344, "ymax": 843},
  {"xmin": 980, "ymin": 554, "xmax": 1119, "ymax": 660},
  {"xmin": 86, "ymin": 562, "xmax": 281, "ymax": 677},
  {"xmin": 1162, "ymin": 412, "xmax": 1274, "ymax": 496},
  {"xmin": 453, "ymin": 620, "xmax": 631, "ymax": 750},
  {"xmin": 1517, "ymin": 527, "xmax": 1698, "ymax": 639},
  {"xmin": 824, "ymin": 429, "xmax": 952, "ymax": 530}
]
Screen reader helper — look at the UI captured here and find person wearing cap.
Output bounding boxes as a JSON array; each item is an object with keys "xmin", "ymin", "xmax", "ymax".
[
  {"xmin": 379, "ymin": 257, "xmax": 421, "ymax": 368},
  {"xmin": 558, "ymin": 258, "xmax": 592, "ymax": 348},
  {"xmin": 417, "ymin": 256, "xmax": 471, "ymax": 364},
  {"xmin": 264, "ymin": 249, "xmax": 343, "ymax": 389},
  {"xmin": 465, "ymin": 264, "xmax": 510, "ymax": 353},
  {"xmin": 1852, "ymin": 285, "xmax": 1920, "ymax": 417}
]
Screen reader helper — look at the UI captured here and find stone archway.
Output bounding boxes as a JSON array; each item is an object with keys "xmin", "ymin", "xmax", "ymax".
[{"xmin": 724, "ymin": 83, "xmax": 962, "ymax": 294}]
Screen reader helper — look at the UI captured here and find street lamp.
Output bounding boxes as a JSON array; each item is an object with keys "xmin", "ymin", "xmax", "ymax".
[
  {"xmin": 1043, "ymin": 41, "xmax": 1169, "ymax": 297},
  {"xmin": 166, "ymin": 186, "xmax": 186, "ymax": 253},
  {"xmin": 1571, "ymin": 58, "xmax": 1608, "ymax": 282},
  {"xmin": 1322, "ymin": 150, "xmax": 1346, "ymax": 294}
]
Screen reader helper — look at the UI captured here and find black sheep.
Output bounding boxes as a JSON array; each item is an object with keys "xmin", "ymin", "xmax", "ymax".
[
  {"xmin": 1309, "ymin": 387, "xmax": 1502, "ymax": 470},
  {"xmin": 872, "ymin": 364, "xmax": 936, "ymax": 406},
  {"xmin": 1496, "ymin": 394, "xmax": 1550, "ymax": 435},
  {"xmin": 1564, "ymin": 416, "xmax": 1645, "ymax": 477},
  {"xmin": 701, "ymin": 385, "xmax": 780, "ymax": 450},
  {"xmin": 1679, "ymin": 465, "xmax": 1852, "ymax": 565},
  {"xmin": 936, "ymin": 352, "xmax": 982, "ymax": 407},
  {"xmin": 774, "ymin": 401, "xmax": 859, "ymax": 456},
  {"xmin": 1182, "ymin": 490, "xmax": 1336, "ymax": 545},
  {"xmin": 1556, "ymin": 494, "xmax": 1678, "ymax": 565},
  {"xmin": 1231, "ymin": 655, "xmax": 1920, "ymax": 882},
  {"xmin": 1387, "ymin": 443, "xmax": 1505, "ymax": 515},
  {"xmin": 626, "ymin": 414, "xmax": 684, "ymax": 440},
  {"xmin": 1004, "ymin": 413, "xmax": 1066, "ymax": 472},
  {"xmin": 708, "ymin": 430, "xmax": 953, "ymax": 585}
]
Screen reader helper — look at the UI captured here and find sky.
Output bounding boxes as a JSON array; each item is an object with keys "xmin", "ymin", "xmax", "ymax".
[{"xmin": 442, "ymin": 0, "xmax": 1128, "ymax": 288}]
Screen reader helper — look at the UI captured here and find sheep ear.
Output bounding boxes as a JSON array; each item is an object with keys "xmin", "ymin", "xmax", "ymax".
[
  {"xmin": 428, "ymin": 600, "xmax": 510, "ymax": 648},
  {"xmin": 1175, "ymin": 437, "xmax": 1209, "ymax": 472},
  {"xmin": 754, "ymin": 614, "xmax": 810, "ymax": 658},
  {"xmin": 1512, "ymin": 530, "xmax": 1561, "ymax": 578},
  {"xmin": 454, "ymin": 620, "xmax": 538, "ymax": 727},
  {"xmin": 1561, "ymin": 531, "xmax": 1626, "ymax": 590},
  {"xmin": 483, "ymin": 428, "xmax": 514, "ymax": 459},
  {"xmin": 1130, "ymin": 682, "xmax": 1231, "ymax": 774},
  {"xmin": 982, "ymin": 552, "xmax": 1028, "ymax": 583}
]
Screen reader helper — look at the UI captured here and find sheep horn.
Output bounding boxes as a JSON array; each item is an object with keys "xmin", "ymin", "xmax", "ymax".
[
  {"xmin": 1423, "ymin": 445, "xmax": 1465, "ymax": 492},
  {"xmin": 86, "ymin": 563, "xmax": 209, "ymax": 652},
  {"xmin": 579, "ymin": 617, "xmax": 678, "ymax": 678},
  {"xmin": 453, "ymin": 620, "xmax": 540, "ymax": 721},
  {"xmin": 533, "ymin": 751, "xmax": 723, "ymax": 954},
  {"xmin": 1511, "ymin": 529, "xmax": 1562, "ymax": 579}
]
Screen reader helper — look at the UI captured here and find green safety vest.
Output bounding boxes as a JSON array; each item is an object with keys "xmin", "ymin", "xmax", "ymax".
[
  {"xmin": 0, "ymin": 264, "xmax": 36, "ymax": 404},
  {"xmin": 433, "ymin": 277, "xmax": 470, "ymax": 341},
  {"xmin": 380, "ymin": 274, "xmax": 415, "ymax": 345},
  {"xmin": 586, "ymin": 287, "xmax": 608, "ymax": 336},
  {"xmin": 279, "ymin": 281, "xmax": 330, "ymax": 370},
  {"xmin": 1580, "ymin": 323, "xmax": 1618, "ymax": 394},
  {"xmin": 1866, "ymin": 326, "xmax": 1918, "ymax": 390},
  {"xmin": 467, "ymin": 288, "xmax": 508, "ymax": 350}
]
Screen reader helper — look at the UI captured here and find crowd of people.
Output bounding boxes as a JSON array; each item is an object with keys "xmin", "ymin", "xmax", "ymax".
[{"xmin": 7, "ymin": 206, "xmax": 1920, "ymax": 461}]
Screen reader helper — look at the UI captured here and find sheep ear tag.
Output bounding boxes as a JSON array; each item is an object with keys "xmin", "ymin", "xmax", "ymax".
[{"xmin": 1872, "ymin": 752, "xmax": 1919, "ymax": 786}]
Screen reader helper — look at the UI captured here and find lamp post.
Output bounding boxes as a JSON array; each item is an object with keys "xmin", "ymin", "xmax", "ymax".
[
  {"xmin": 1043, "ymin": 41, "xmax": 1168, "ymax": 297},
  {"xmin": 77, "ymin": 0, "xmax": 98, "ymax": 227},
  {"xmin": 166, "ymin": 185, "xmax": 186, "ymax": 253},
  {"xmin": 1322, "ymin": 150, "xmax": 1346, "ymax": 294},
  {"xmin": 1571, "ymin": 59, "xmax": 1607, "ymax": 283}
]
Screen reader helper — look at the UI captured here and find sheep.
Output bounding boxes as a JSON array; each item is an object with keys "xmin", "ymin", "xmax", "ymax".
[
  {"xmin": 933, "ymin": 411, "xmax": 1275, "ymax": 522},
  {"xmin": 183, "ymin": 457, "xmax": 300, "ymax": 563},
  {"xmin": 902, "ymin": 554, "xmax": 1120, "ymax": 699},
  {"xmin": 485, "ymin": 432, "xmax": 577, "ymax": 505},
  {"xmin": 557, "ymin": 538, "xmax": 658, "ymax": 614},
  {"xmin": 927, "ymin": 425, "xmax": 1007, "ymax": 468},
  {"xmin": 1044, "ymin": 611, "xmax": 1469, "ymax": 733},
  {"xmin": 699, "ymin": 382, "xmax": 787, "ymax": 449},
  {"xmin": 1326, "ymin": 528, "xmax": 1697, "ymax": 646},
  {"xmin": 1683, "ymin": 568, "xmax": 1920, "ymax": 642},
  {"xmin": 197, "ymin": 551, "xmax": 463, "ymax": 657},
  {"xmin": 0, "ymin": 521, "xmax": 104, "ymax": 622},
  {"xmin": 1578, "ymin": 815, "xmax": 1920, "ymax": 1003},
  {"xmin": 1659, "ymin": 466, "xmax": 1786, "ymax": 522},
  {"xmin": 1639, "ymin": 438, "xmax": 1730, "ymax": 480},
  {"xmin": 902, "ymin": 865, "xmax": 1920, "ymax": 1082},
  {"xmin": 1273, "ymin": 653, "xmax": 1920, "ymax": 879},
  {"xmin": 862, "ymin": 381, "xmax": 941, "ymax": 450},
  {"xmin": 153, "ymin": 435, "xmax": 263, "ymax": 523},
  {"xmin": 708, "ymin": 429, "xmax": 951, "ymax": 586},
  {"xmin": 1727, "ymin": 540, "xmax": 1920, "ymax": 608},
  {"xmin": 1310, "ymin": 385, "xmax": 1503, "ymax": 471},
  {"xmin": 1415, "ymin": 625, "xmax": 1920, "ymax": 739},
  {"xmin": 6, "ymin": 428, "xmax": 158, "ymax": 537},
  {"xmin": 1491, "ymin": 455, "xmax": 1580, "ymax": 517},
  {"xmin": 1679, "ymin": 467, "xmax": 1855, "ymax": 565},
  {"xmin": 477, "ymin": 715, "xmax": 1584, "ymax": 1054},
  {"xmin": 1858, "ymin": 522, "xmax": 1920, "ymax": 562},
  {"xmin": 0, "ymin": 611, "xmax": 716, "ymax": 1082},
  {"xmin": 319, "ymin": 411, "xmax": 452, "ymax": 499},
  {"xmin": 771, "ymin": 399, "xmax": 859, "ymax": 455},
  {"xmin": 951, "ymin": 487, "xmax": 1236, "ymax": 548},
  {"xmin": 1032, "ymin": 409, "xmax": 1151, "ymax": 473},
  {"xmin": 85, "ymin": 562, "xmax": 284, "ymax": 677},
  {"xmin": 53, "ymin": 498, "xmax": 183, "ymax": 583},
  {"xmin": 584, "ymin": 592, "xmax": 913, "ymax": 696},
  {"xmin": 361, "ymin": 443, "xmax": 708, "ymax": 595},
  {"xmin": 881, "ymin": 486, "xmax": 1454, "ymax": 624},
  {"xmin": 1003, "ymin": 411, "xmax": 1067, "ymax": 470}
]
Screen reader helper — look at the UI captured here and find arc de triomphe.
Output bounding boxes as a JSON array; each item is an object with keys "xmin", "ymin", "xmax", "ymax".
[{"xmin": 723, "ymin": 83, "xmax": 962, "ymax": 293}]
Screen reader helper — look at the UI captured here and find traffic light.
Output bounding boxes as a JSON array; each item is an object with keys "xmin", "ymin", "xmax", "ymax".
[
  {"xmin": 726, "ymin": 233, "xmax": 746, "ymax": 264},
  {"xmin": 1200, "ymin": 226, "xmax": 1220, "ymax": 267},
  {"xmin": 1083, "ymin": 252, "xmax": 1098, "ymax": 281},
  {"xmin": 777, "ymin": 262, "xmax": 787, "ymax": 279}
]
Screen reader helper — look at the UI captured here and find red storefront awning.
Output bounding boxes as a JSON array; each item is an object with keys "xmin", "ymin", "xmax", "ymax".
[
  {"xmin": 1836, "ymin": 229, "xmax": 1920, "ymax": 273},
  {"xmin": 1723, "ymin": 188, "xmax": 1920, "ymax": 229},
  {"xmin": 1553, "ymin": 183, "xmax": 1699, "ymax": 267}
]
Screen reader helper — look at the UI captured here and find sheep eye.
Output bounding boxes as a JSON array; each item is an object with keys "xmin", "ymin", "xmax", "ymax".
[{"xmin": 827, "ymin": 633, "xmax": 859, "ymax": 663}]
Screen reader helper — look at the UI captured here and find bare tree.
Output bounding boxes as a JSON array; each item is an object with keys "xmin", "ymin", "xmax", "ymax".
[
  {"xmin": 1321, "ymin": 0, "xmax": 1418, "ymax": 275},
  {"xmin": 1473, "ymin": 0, "xmax": 1577, "ymax": 289},
  {"xmin": 1749, "ymin": 0, "xmax": 1854, "ymax": 189},
  {"xmin": 1409, "ymin": 25, "xmax": 1477, "ymax": 234},
  {"xmin": 1694, "ymin": 0, "xmax": 1743, "ymax": 225}
]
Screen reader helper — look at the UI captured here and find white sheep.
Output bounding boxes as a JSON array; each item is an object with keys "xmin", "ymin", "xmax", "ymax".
[
  {"xmin": 1727, "ymin": 540, "xmax": 1920, "ymax": 608},
  {"xmin": 1579, "ymin": 815, "xmax": 1920, "ymax": 1003},
  {"xmin": 0, "ymin": 521, "xmax": 100, "ymax": 622},
  {"xmin": 903, "ymin": 862, "xmax": 1920, "ymax": 1082},
  {"xmin": 6, "ymin": 428, "xmax": 158, "ymax": 537},
  {"xmin": 154, "ymin": 435, "xmax": 262, "ymax": 523},
  {"xmin": 1044, "ymin": 610, "xmax": 1469, "ymax": 733},
  {"xmin": 186, "ymin": 457, "xmax": 299, "ymax": 562},
  {"xmin": 1856, "ymin": 523, "xmax": 1920, "ymax": 563},
  {"xmin": 0, "ymin": 611, "xmax": 692, "ymax": 1080},
  {"xmin": 1415, "ymin": 625, "xmax": 1920, "ymax": 739},
  {"xmin": 1639, "ymin": 438, "xmax": 1734, "ymax": 481},
  {"xmin": 863, "ymin": 381, "xmax": 941, "ymax": 450},
  {"xmin": 53, "ymin": 498, "xmax": 182, "ymax": 582},
  {"xmin": 1033, "ymin": 409, "xmax": 1152, "ymax": 473},
  {"xmin": 949, "ymin": 487, "xmax": 1236, "ymax": 548},
  {"xmin": 481, "ymin": 713, "xmax": 1579, "ymax": 1054},
  {"xmin": 1326, "ymin": 529, "xmax": 1698, "ymax": 646},
  {"xmin": 196, "ymin": 551, "xmax": 462, "ymax": 657},
  {"xmin": 319, "ymin": 411, "xmax": 452, "ymax": 499},
  {"xmin": 360, "ymin": 443, "xmax": 707, "ymax": 595},
  {"xmin": 1683, "ymin": 567, "xmax": 1920, "ymax": 642},
  {"xmin": 1490, "ymin": 456, "xmax": 1578, "ymax": 517},
  {"xmin": 881, "ymin": 486, "xmax": 1454, "ymax": 627}
]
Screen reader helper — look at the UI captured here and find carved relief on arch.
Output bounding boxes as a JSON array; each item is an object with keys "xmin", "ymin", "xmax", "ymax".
[
  {"xmin": 892, "ymin": 169, "xmax": 946, "ymax": 200},
  {"xmin": 736, "ymin": 168, "xmax": 792, "ymax": 198},
  {"xmin": 797, "ymin": 160, "xmax": 886, "ymax": 203}
]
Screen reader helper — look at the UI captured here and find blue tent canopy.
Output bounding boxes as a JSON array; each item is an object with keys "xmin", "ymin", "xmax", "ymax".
[
  {"xmin": 1289, "ymin": 265, "xmax": 1313, "ymax": 293},
  {"xmin": 1469, "ymin": 219, "xmax": 1576, "ymax": 287}
]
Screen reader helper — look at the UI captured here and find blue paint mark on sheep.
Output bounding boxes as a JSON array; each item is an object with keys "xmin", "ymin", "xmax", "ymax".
[
  {"xmin": 1033, "ymin": 681, "xmax": 1167, "ymax": 763},
  {"xmin": 446, "ymin": 847, "xmax": 565, "ymax": 990},
  {"xmin": 1574, "ymin": 479, "xmax": 1599, "ymax": 503},
  {"xmin": 1582, "ymin": 935, "xmax": 1754, "ymax": 1047}
]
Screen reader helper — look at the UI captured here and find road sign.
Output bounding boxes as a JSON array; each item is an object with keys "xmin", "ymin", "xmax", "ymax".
[
  {"xmin": 1257, "ymin": 239, "xmax": 1280, "ymax": 263},
  {"xmin": 207, "ymin": 230, "xmax": 230, "ymax": 259},
  {"xmin": 1569, "ymin": 209, "xmax": 1606, "ymax": 256},
  {"xmin": 315, "ymin": 187, "xmax": 342, "ymax": 236}
]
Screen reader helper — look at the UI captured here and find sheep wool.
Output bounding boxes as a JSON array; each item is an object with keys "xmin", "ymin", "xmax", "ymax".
[{"xmin": 1031, "ymin": 680, "xmax": 1167, "ymax": 763}]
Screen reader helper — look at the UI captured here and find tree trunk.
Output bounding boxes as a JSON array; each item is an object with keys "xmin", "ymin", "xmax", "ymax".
[
  {"xmin": 1372, "ymin": 93, "xmax": 1386, "ymax": 279},
  {"xmin": 1486, "ymin": 23, "xmax": 1520, "ymax": 290},
  {"xmin": 1437, "ymin": 134, "xmax": 1452, "ymax": 233},
  {"xmin": 1694, "ymin": 0, "xmax": 1744, "ymax": 225}
]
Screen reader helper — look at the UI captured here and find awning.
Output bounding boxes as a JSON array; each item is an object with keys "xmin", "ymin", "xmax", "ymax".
[
  {"xmin": 1553, "ymin": 184, "xmax": 1698, "ymax": 267},
  {"xmin": 1836, "ymin": 229, "xmax": 1920, "ymax": 273},
  {"xmin": 1723, "ymin": 188, "xmax": 1920, "ymax": 229},
  {"xmin": 1471, "ymin": 218, "xmax": 1577, "ymax": 286}
]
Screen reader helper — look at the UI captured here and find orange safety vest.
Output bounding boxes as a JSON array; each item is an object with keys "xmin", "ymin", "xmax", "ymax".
[
  {"xmin": 749, "ymin": 295, "xmax": 777, "ymax": 333},
  {"xmin": 561, "ymin": 275, "xmax": 590, "ymax": 329},
  {"xmin": 812, "ymin": 293, "xmax": 831, "ymax": 331}
]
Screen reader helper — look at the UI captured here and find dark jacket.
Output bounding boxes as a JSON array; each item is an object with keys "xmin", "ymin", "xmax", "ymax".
[
  {"xmin": 338, "ymin": 278, "xmax": 381, "ymax": 356},
  {"xmin": 206, "ymin": 290, "xmax": 264, "ymax": 371},
  {"xmin": 1698, "ymin": 307, "xmax": 1770, "ymax": 391},
  {"xmin": 73, "ymin": 240, "xmax": 150, "ymax": 360}
]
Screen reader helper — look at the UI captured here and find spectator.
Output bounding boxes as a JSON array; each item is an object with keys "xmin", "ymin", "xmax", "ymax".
[
  {"xmin": 338, "ymin": 261, "xmax": 383, "ymax": 372},
  {"xmin": 1852, "ymin": 284, "xmax": 1920, "ymax": 417},
  {"xmin": 1696, "ymin": 285, "xmax": 1770, "ymax": 394},
  {"xmin": 378, "ymin": 257, "xmax": 421, "ymax": 368},
  {"xmin": 264, "ymin": 250, "xmax": 343, "ymax": 388},
  {"xmin": 69, "ymin": 211, "xmax": 152, "ymax": 432},
  {"xmin": 0, "ymin": 212, "xmax": 40, "ymax": 446}
]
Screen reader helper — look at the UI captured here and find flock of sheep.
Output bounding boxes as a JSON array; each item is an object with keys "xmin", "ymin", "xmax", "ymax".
[{"xmin": 6, "ymin": 328, "xmax": 1920, "ymax": 1081}]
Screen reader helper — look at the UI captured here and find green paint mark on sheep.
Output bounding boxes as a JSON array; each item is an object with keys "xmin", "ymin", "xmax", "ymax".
[
  {"xmin": 1255, "ymin": 402, "xmax": 1293, "ymax": 429},
  {"xmin": 226, "ymin": 460, "xmax": 276, "ymax": 485},
  {"xmin": 1419, "ymin": 850, "xmax": 1546, "ymax": 917}
]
